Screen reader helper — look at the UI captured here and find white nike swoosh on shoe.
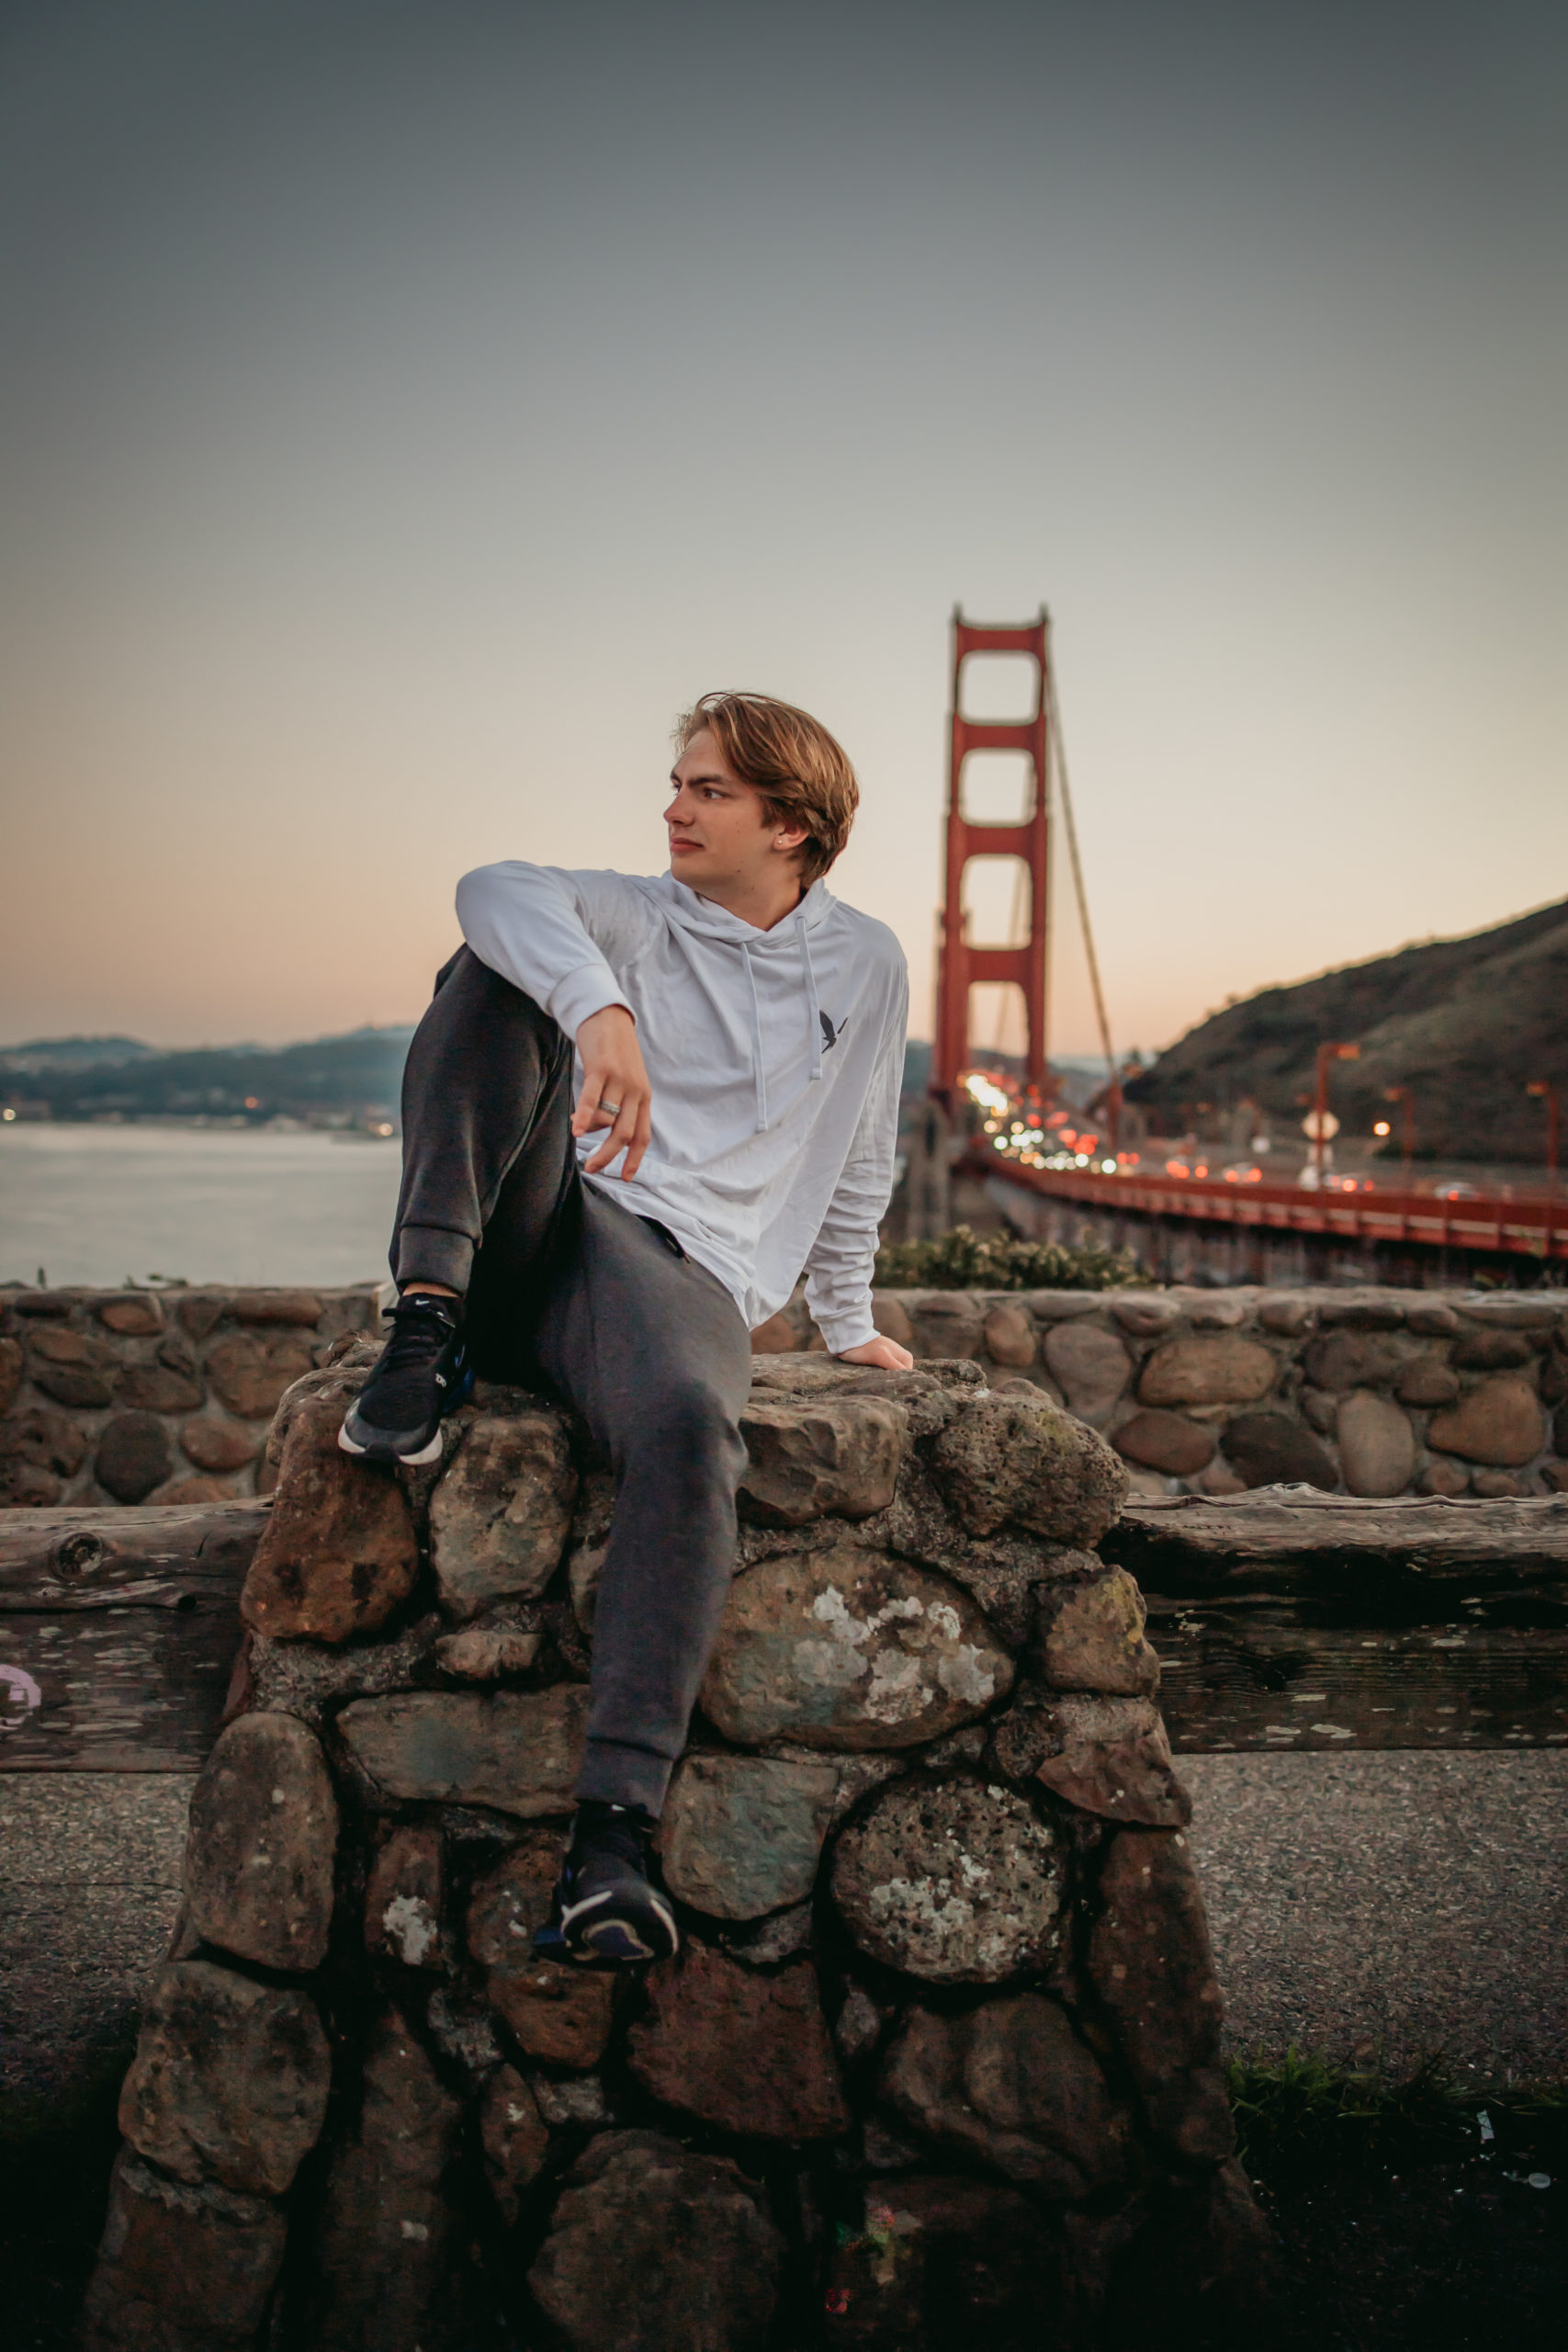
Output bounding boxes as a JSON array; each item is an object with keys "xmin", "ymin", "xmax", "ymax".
[
  {"xmin": 584, "ymin": 1918, "xmax": 659, "ymax": 1962},
  {"xmin": 560, "ymin": 1886, "xmax": 679, "ymax": 1962}
]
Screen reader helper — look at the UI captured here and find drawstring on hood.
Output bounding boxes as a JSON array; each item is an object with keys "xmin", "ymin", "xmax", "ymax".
[
  {"xmin": 657, "ymin": 878, "xmax": 831, "ymax": 1135},
  {"xmin": 736, "ymin": 903, "xmax": 822, "ymax": 1132},
  {"xmin": 796, "ymin": 907, "xmax": 825, "ymax": 1091},
  {"xmin": 739, "ymin": 942, "xmax": 767, "ymax": 1132}
]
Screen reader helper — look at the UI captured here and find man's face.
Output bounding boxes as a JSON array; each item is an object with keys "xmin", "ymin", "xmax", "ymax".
[{"xmin": 664, "ymin": 728, "xmax": 807, "ymax": 897}]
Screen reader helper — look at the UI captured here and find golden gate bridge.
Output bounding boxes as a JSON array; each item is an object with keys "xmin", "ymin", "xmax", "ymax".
[{"xmin": 926, "ymin": 608, "xmax": 1565, "ymax": 1272}]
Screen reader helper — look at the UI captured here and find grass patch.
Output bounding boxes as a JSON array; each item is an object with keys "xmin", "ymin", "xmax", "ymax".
[
  {"xmin": 1228, "ymin": 2047, "xmax": 1568, "ymax": 2187},
  {"xmin": 874, "ymin": 1225, "xmax": 1145, "ymax": 1292}
]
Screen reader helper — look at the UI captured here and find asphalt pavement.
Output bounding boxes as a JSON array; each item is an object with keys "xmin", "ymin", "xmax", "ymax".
[
  {"xmin": 1182, "ymin": 1749, "xmax": 1568, "ymax": 2081},
  {"xmin": 2, "ymin": 1753, "xmax": 1564, "ymax": 2120},
  {"xmin": 0, "ymin": 1776, "xmax": 189, "ymax": 2116}
]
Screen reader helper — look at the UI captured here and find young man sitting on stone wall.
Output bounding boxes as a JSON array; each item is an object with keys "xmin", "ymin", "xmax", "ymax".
[{"xmin": 340, "ymin": 692, "xmax": 911, "ymax": 1964}]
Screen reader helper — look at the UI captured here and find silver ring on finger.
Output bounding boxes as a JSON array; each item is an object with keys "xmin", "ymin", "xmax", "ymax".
[{"xmin": 598, "ymin": 1101, "xmax": 621, "ymax": 1115}]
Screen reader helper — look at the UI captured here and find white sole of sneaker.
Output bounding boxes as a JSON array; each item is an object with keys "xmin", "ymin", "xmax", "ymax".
[{"xmin": 336, "ymin": 1422, "xmax": 444, "ymax": 1467}]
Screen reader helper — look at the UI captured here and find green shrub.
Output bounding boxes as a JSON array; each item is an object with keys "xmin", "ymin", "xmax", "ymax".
[{"xmin": 874, "ymin": 1223, "xmax": 1145, "ymax": 1292}]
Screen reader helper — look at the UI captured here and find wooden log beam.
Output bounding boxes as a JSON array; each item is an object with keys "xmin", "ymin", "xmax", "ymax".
[
  {"xmin": 1154, "ymin": 1615, "xmax": 1568, "ymax": 1753},
  {"xmin": 6, "ymin": 1491, "xmax": 1567, "ymax": 1766},
  {"xmin": 1107, "ymin": 1490, "xmax": 1568, "ymax": 1594},
  {"xmin": 0, "ymin": 1503, "xmax": 266, "ymax": 1770},
  {"xmin": 1109, "ymin": 1491, "xmax": 1568, "ymax": 1752}
]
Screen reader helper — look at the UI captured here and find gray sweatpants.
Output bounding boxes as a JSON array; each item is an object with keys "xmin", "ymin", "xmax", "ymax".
[{"xmin": 391, "ymin": 946, "xmax": 751, "ymax": 1816}]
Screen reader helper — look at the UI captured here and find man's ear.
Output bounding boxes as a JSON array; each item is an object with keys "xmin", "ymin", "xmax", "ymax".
[{"xmin": 772, "ymin": 821, "xmax": 809, "ymax": 854}]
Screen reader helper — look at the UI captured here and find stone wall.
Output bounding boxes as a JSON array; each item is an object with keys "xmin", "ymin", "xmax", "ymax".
[
  {"xmin": 15, "ymin": 1276, "xmax": 1559, "ymax": 1515},
  {"xmin": 0, "ymin": 1285, "xmax": 382, "ymax": 1509},
  {"xmin": 759, "ymin": 1283, "xmax": 1568, "ymax": 1501},
  {"xmin": 81, "ymin": 1351, "xmax": 1273, "ymax": 2351}
]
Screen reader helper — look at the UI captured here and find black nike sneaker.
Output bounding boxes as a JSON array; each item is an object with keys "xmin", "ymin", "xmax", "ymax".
[
  {"xmin": 338, "ymin": 1292, "xmax": 473, "ymax": 1466},
  {"xmin": 533, "ymin": 1802, "xmax": 679, "ymax": 1967}
]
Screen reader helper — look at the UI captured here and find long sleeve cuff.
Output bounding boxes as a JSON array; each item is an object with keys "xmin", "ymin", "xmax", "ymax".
[
  {"xmin": 547, "ymin": 960, "xmax": 634, "ymax": 1040},
  {"xmin": 814, "ymin": 1300, "xmax": 878, "ymax": 1355}
]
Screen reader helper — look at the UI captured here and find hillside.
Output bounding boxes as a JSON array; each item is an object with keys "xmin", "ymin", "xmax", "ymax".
[
  {"xmin": 1124, "ymin": 898, "xmax": 1568, "ymax": 1164},
  {"xmin": 0, "ymin": 1027, "xmax": 414, "ymax": 1122},
  {"xmin": 0, "ymin": 1036, "xmax": 159, "ymax": 1073}
]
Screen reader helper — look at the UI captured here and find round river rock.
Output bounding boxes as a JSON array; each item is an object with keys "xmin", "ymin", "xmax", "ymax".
[
  {"xmin": 831, "ymin": 1776, "xmax": 1066, "ymax": 1982},
  {"xmin": 1137, "ymin": 1335, "xmax": 1276, "ymax": 1409},
  {"xmin": 699, "ymin": 1543, "xmax": 1013, "ymax": 1751}
]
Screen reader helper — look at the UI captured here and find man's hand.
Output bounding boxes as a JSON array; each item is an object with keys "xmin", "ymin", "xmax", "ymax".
[
  {"xmin": 573, "ymin": 1005, "xmax": 653, "ymax": 1179},
  {"xmin": 836, "ymin": 1334, "xmax": 915, "ymax": 1371}
]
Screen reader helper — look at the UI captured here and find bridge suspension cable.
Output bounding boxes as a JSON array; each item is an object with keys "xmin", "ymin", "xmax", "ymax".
[{"xmin": 1043, "ymin": 619, "xmax": 1119, "ymax": 1097}]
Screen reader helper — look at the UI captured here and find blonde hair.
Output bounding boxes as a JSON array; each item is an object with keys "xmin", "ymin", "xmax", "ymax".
[{"xmin": 674, "ymin": 691, "xmax": 859, "ymax": 886}]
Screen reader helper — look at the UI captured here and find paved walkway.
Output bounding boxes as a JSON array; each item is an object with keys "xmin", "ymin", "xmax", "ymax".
[
  {"xmin": 1183, "ymin": 1750, "xmax": 1568, "ymax": 2081},
  {"xmin": 2, "ymin": 1755, "xmax": 1564, "ymax": 2119},
  {"xmin": 0, "ymin": 1777, "xmax": 189, "ymax": 2117}
]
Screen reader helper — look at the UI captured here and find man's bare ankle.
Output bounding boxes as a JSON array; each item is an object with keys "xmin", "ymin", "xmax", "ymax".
[{"xmin": 400, "ymin": 1282, "xmax": 460, "ymax": 1301}]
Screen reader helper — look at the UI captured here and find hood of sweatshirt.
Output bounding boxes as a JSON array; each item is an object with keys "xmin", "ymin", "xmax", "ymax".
[{"xmin": 627, "ymin": 873, "xmax": 836, "ymax": 1131}]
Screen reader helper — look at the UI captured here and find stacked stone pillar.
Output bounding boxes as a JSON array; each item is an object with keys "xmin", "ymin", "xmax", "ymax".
[{"xmin": 83, "ymin": 1343, "xmax": 1273, "ymax": 2351}]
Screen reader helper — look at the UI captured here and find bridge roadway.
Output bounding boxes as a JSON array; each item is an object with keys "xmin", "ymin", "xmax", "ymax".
[
  {"xmin": 985, "ymin": 1156, "xmax": 1568, "ymax": 1266},
  {"xmin": 3, "ymin": 1752, "xmax": 1563, "ymax": 2122}
]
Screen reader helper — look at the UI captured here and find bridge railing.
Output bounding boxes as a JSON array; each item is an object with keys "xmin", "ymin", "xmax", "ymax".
[{"xmin": 983, "ymin": 1155, "xmax": 1568, "ymax": 1263}]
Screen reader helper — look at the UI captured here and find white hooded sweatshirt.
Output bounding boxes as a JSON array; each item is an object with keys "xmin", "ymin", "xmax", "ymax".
[{"xmin": 455, "ymin": 863, "xmax": 909, "ymax": 1352}]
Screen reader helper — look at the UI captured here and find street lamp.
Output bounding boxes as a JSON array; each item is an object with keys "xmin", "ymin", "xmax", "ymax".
[
  {"xmin": 1527, "ymin": 1080, "xmax": 1559, "ymax": 1195},
  {"xmin": 1312, "ymin": 1042, "xmax": 1359, "ymax": 1185},
  {"xmin": 1528, "ymin": 1081, "xmax": 1559, "ymax": 1265},
  {"xmin": 1382, "ymin": 1085, "xmax": 1416, "ymax": 1185}
]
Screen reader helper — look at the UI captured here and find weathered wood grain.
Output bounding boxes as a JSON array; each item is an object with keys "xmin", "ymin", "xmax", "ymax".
[
  {"xmin": 1152, "ymin": 1611, "xmax": 1568, "ymax": 1753},
  {"xmin": 0, "ymin": 1500, "xmax": 270, "ymax": 1608},
  {"xmin": 1108, "ymin": 1490, "xmax": 1568, "ymax": 1596},
  {"xmin": 6, "ymin": 1493, "xmax": 1568, "ymax": 1765},
  {"xmin": 0, "ymin": 1504, "xmax": 265, "ymax": 1769},
  {"xmin": 1120, "ymin": 1494, "xmax": 1568, "ymax": 1750},
  {"xmin": 0, "ymin": 1604, "xmax": 245, "ymax": 1768}
]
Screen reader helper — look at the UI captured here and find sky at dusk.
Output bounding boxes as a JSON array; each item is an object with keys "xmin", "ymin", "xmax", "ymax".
[{"xmin": 3, "ymin": 0, "xmax": 1564, "ymax": 1063}]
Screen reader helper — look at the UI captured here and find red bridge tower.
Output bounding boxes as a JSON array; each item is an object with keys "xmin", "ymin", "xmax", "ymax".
[{"xmin": 931, "ymin": 607, "xmax": 1052, "ymax": 1108}]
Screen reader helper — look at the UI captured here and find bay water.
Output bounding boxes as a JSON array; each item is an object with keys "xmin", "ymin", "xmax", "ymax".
[{"xmin": 0, "ymin": 1124, "xmax": 401, "ymax": 1288}]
